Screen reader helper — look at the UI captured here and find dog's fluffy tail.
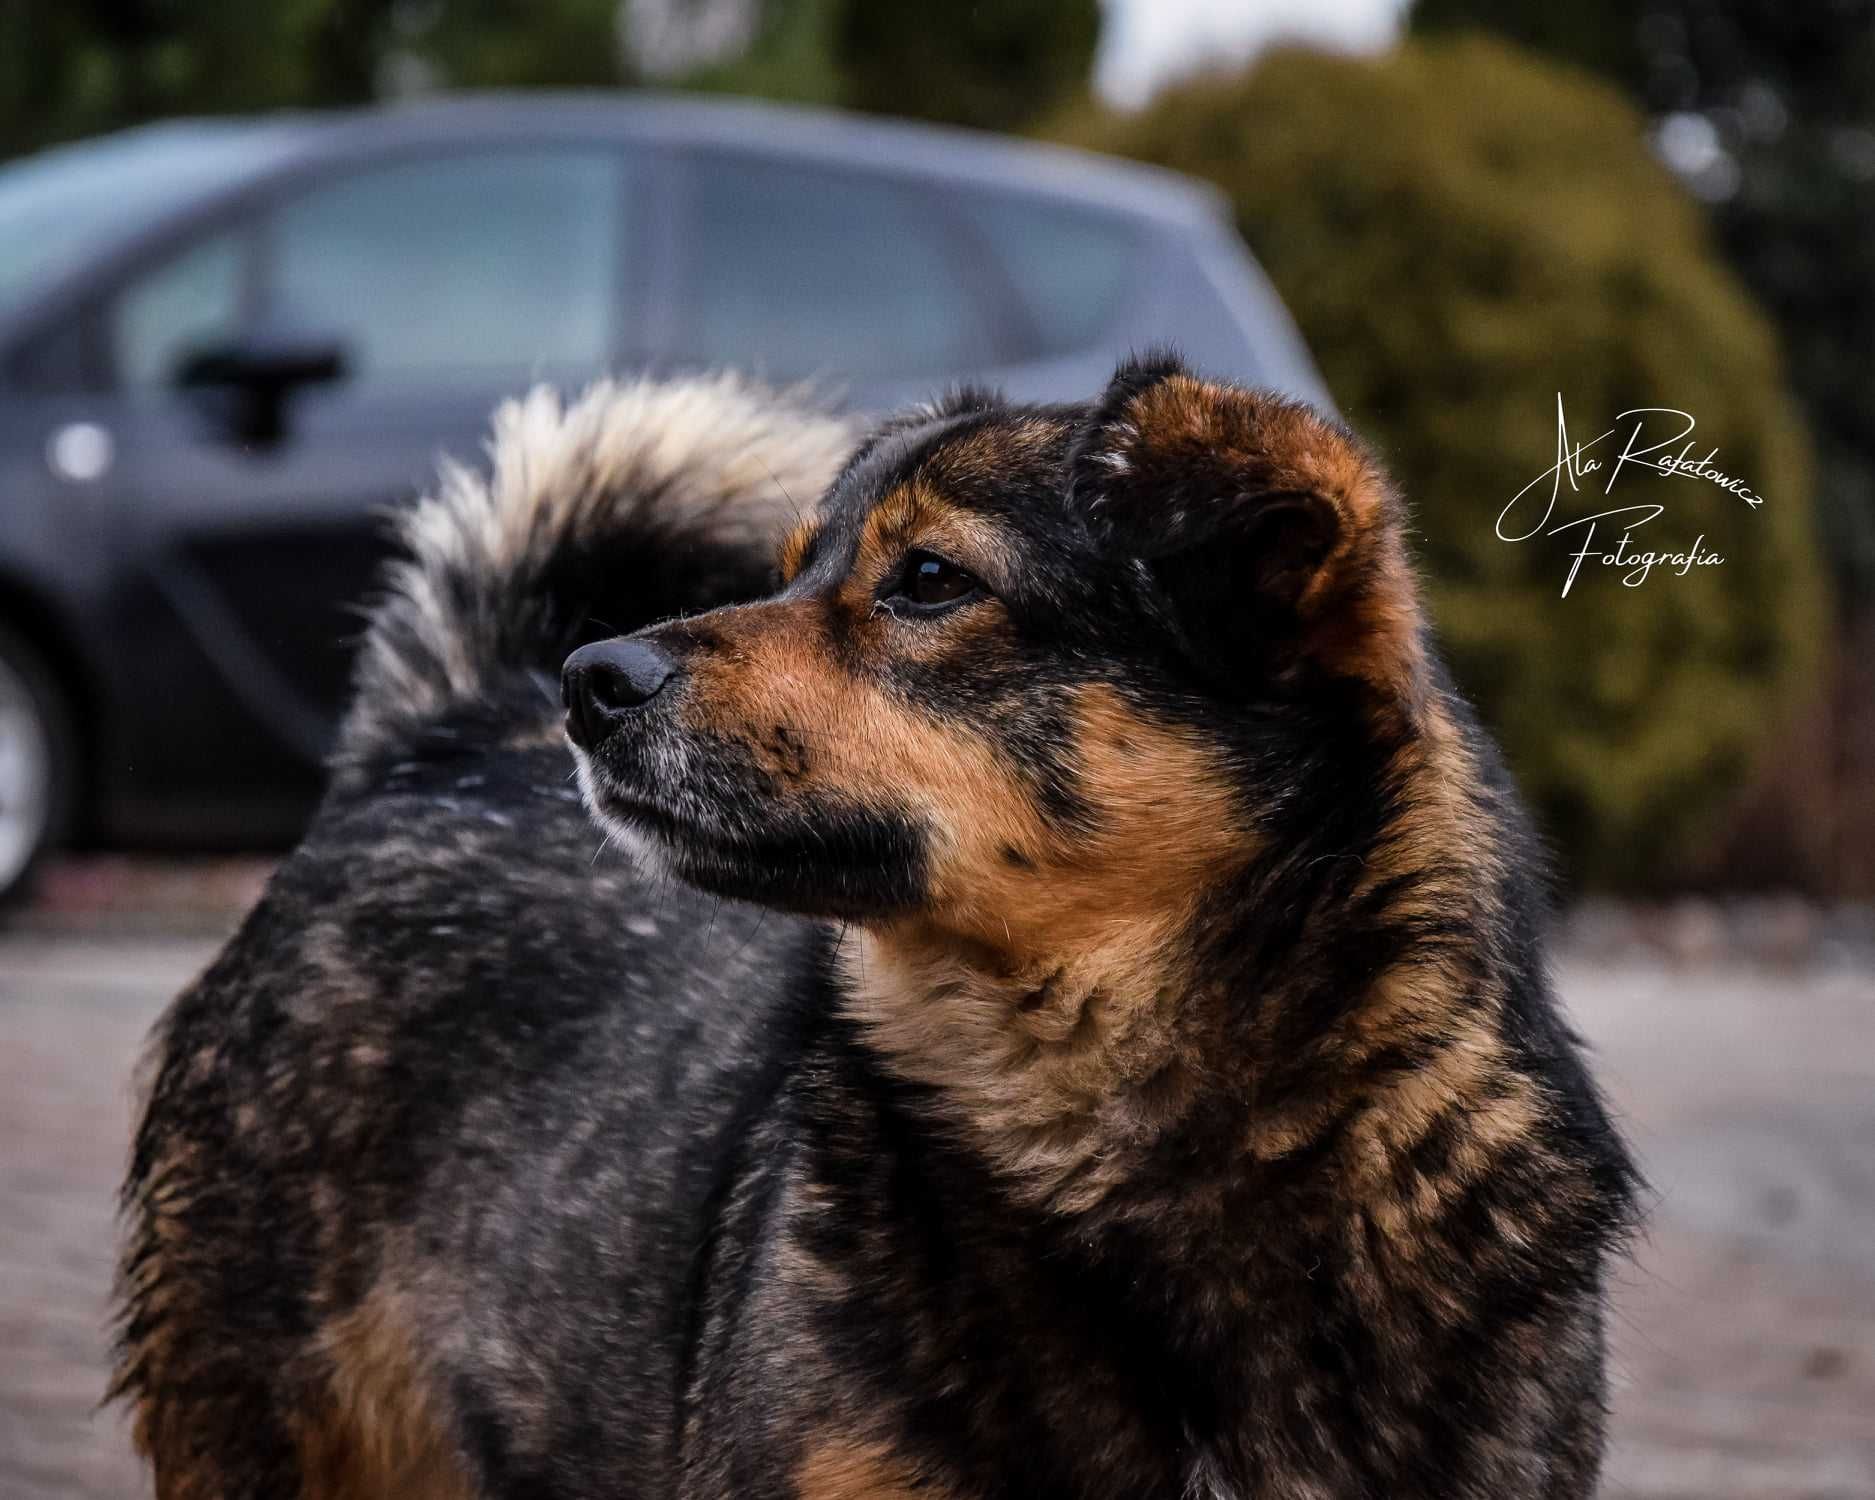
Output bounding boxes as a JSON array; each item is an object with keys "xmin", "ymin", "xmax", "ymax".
[{"xmin": 334, "ymin": 373, "xmax": 853, "ymax": 772}]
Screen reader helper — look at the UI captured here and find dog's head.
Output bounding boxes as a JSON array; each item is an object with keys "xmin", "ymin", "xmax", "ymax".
[{"xmin": 564, "ymin": 354, "xmax": 1424, "ymax": 956}]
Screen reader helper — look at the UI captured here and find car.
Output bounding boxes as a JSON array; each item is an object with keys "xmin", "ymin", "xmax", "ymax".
[{"xmin": 0, "ymin": 91, "xmax": 1329, "ymax": 901}]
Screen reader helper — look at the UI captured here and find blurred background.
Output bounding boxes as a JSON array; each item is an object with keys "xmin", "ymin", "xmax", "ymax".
[{"xmin": 2, "ymin": 3, "xmax": 1871, "ymax": 1498}]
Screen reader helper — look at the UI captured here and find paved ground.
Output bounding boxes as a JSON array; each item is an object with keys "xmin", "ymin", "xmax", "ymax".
[{"xmin": 2, "ymin": 924, "xmax": 1871, "ymax": 1498}]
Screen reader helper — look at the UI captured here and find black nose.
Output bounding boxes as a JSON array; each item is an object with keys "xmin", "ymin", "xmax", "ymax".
[{"xmin": 562, "ymin": 638, "xmax": 678, "ymax": 750}]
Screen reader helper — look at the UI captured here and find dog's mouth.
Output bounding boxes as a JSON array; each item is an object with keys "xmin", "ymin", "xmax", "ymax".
[
  {"xmin": 585, "ymin": 780, "xmax": 692, "ymax": 847},
  {"xmin": 574, "ymin": 747, "xmax": 930, "ymax": 921},
  {"xmin": 572, "ymin": 754, "xmax": 718, "ymax": 856}
]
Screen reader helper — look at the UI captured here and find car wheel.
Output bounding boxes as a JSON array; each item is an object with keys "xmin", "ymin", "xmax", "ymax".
[{"xmin": 0, "ymin": 624, "xmax": 73, "ymax": 907}]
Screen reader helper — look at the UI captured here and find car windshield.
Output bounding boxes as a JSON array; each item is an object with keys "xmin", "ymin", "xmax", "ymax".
[{"xmin": 0, "ymin": 120, "xmax": 306, "ymax": 316}]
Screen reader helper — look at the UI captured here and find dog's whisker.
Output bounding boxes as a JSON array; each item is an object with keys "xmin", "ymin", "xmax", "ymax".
[{"xmin": 760, "ymin": 457, "xmax": 805, "ymax": 529}]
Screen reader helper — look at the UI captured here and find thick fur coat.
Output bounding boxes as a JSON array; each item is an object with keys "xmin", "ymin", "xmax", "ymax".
[{"xmin": 115, "ymin": 361, "xmax": 1636, "ymax": 1500}]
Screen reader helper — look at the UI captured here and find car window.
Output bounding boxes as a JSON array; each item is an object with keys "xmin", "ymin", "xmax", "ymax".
[
  {"xmin": 113, "ymin": 231, "xmax": 247, "ymax": 390},
  {"xmin": 958, "ymin": 193, "xmax": 1146, "ymax": 357},
  {"xmin": 269, "ymin": 151, "xmax": 622, "ymax": 388},
  {"xmin": 674, "ymin": 156, "xmax": 990, "ymax": 383},
  {"xmin": 0, "ymin": 120, "xmax": 303, "ymax": 319}
]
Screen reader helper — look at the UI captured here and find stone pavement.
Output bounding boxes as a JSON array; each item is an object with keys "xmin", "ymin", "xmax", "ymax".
[
  {"xmin": 1, "ymin": 937, "xmax": 204, "ymax": 1500},
  {"xmin": 1569, "ymin": 956, "xmax": 1875, "ymax": 1498},
  {"xmin": 2, "ymin": 929, "xmax": 1871, "ymax": 1498}
]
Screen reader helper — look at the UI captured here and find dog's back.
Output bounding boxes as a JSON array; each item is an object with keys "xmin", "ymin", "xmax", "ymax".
[{"xmin": 112, "ymin": 377, "xmax": 852, "ymax": 1498}]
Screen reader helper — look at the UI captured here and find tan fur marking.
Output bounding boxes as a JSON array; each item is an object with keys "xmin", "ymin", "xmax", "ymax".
[
  {"xmin": 1350, "ymin": 1035, "xmax": 1541, "ymax": 1191},
  {"xmin": 779, "ymin": 520, "xmax": 820, "ymax": 584},
  {"xmin": 120, "ymin": 1140, "xmax": 220, "ymax": 1500},
  {"xmin": 294, "ymin": 1290, "xmax": 474, "ymax": 1500},
  {"xmin": 843, "ymin": 483, "xmax": 1018, "ymax": 602},
  {"xmin": 795, "ymin": 1436, "xmax": 954, "ymax": 1499},
  {"xmin": 928, "ymin": 413, "xmax": 1065, "ymax": 485},
  {"xmin": 832, "ymin": 686, "xmax": 1251, "ymax": 1210},
  {"xmin": 1359, "ymin": 697, "xmax": 1501, "ymax": 916},
  {"xmin": 679, "ymin": 595, "xmax": 1004, "ymax": 801}
]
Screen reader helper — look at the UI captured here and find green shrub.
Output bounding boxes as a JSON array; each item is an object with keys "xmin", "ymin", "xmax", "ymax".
[
  {"xmin": 1050, "ymin": 37, "xmax": 1826, "ymax": 888},
  {"xmin": 1411, "ymin": 2, "xmax": 1875, "ymax": 625},
  {"xmin": 835, "ymin": 0, "xmax": 1099, "ymax": 133}
]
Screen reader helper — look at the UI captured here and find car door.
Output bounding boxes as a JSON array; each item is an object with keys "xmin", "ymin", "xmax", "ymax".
[{"xmin": 96, "ymin": 143, "xmax": 648, "ymax": 836}]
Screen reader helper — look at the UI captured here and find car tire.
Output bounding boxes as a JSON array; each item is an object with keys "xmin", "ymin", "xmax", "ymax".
[{"xmin": 0, "ymin": 623, "xmax": 75, "ymax": 908}]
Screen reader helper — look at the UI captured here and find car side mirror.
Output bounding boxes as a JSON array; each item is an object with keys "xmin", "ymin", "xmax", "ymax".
[{"xmin": 176, "ymin": 326, "xmax": 348, "ymax": 447}]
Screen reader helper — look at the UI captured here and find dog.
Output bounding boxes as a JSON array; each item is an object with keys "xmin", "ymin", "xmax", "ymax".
[{"xmin": 114, "ymin": 357, "xmax": 1638, "ymax": 1499}]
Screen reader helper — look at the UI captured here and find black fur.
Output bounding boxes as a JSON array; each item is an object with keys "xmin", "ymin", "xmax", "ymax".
[{"xmin": 115, "ymin": 363, "xmax": 1637, "ymax": 1500}]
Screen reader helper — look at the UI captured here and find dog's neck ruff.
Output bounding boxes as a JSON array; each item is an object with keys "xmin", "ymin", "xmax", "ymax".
[
  {"xmin": 834, "ymin": 700, "xmax": 1520, "ymax": 1232},
  {"xmin": 835, "ymin": 914, "xmax": 1211, "ymax": 1217}
]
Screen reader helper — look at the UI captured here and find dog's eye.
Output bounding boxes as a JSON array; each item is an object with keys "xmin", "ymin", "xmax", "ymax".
[{"xmin": 892, "ymin": 550, "xmax": 980, "ymax": 610}]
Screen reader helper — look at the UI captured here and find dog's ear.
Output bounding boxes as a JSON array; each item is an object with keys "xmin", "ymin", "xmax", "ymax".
[{"xmin": 1067, "ymin": 354, "xmax": 1424, "ymax": 703}]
